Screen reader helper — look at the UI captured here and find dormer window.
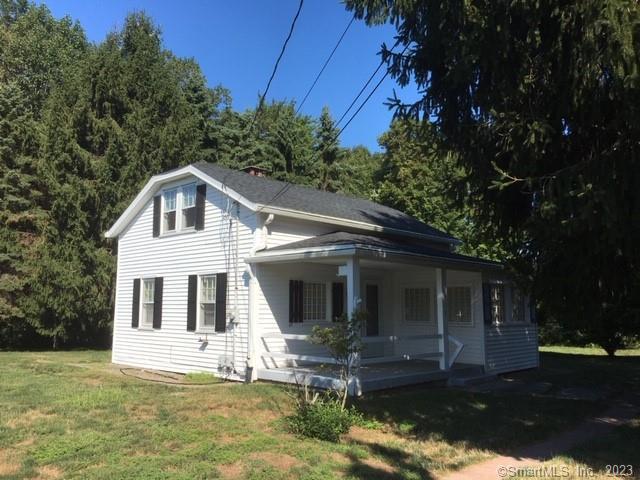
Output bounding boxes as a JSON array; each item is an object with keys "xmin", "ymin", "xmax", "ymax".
[
  {"xmin": 163, "ymin": 189, "xmax": 177, "ymax": 232},
  {"xmin": 182, "ymin": 184, "xmax": 197, "ymax": 229},
  {"xmin": 158, "ymin": 183, "xmax": 204, "ymax": 235}
]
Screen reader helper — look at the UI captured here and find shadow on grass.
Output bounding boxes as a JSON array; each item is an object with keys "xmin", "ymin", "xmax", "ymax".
[
  {"xmin": 344, "ymin": 440, "xmax": 434, "ymax": 480},
  {"xmin": 353, "ymin": 351, "xmax": 640, "ymax": 469}
]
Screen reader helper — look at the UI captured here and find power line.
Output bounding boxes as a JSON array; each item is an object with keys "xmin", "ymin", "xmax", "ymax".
[
  {"xmin": 248, "ymin": 0, "xmax": 304, "ymax": 131},
  {"xmin": 335, "ymin": 44, "xmax": 409, "ymax": 139},
  {"xmin": 241, "ymin": 41, "xmax": 409, "ymax": 222},
  {"xmin": 334, "ymin": 39, "xmax": 400, "ymax": 129},
  {"xmin": 295, "ymin": 15, "xmax": 355, "ymax": 114}
]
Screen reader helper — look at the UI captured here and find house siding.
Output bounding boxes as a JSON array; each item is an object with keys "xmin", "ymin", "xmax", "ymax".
[
  {"xmin": 112, "ymin": 175, "xmax": 257, "ymax": 378},
  {"xmin": 484, "ymin": 324, "xmax": 539, "ymax": 373}
]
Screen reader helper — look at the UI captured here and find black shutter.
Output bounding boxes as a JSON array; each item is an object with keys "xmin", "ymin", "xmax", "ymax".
[
  {"xmin": 187, "ymin": 275, "xmax": 197, "ymax": 332},
  {"xmin": 153, "ymin": 277, "xmax": 163, "ymax": 329},
  {"xmin": 482, "ymin": 282, "xmax": 492, "ymax": 325},
  {"xmin": 132, "ymin": 279, "xmax": 140, "ymax": 328},
  {"xmin": 215, "ymin": 272, "xmax": 227, "ymax": 332},
  {"xmin": 332, "ymin": 282, "xmax": 344, "ymax": 322},
  {"xmin": 195, "ymin": 184, "xmax": 206, "ymax": 231},
  {"xmin": 289, "ymin": 280, "xmax": 303, "ymax": 323},
  {"xmin": 152, "ymin": 196, "xmax": 161, "ymax": 237}
]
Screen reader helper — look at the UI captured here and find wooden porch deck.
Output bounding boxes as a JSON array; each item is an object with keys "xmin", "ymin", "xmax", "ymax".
[{"xmin": 256, "ymin": 359, "xmax": 480, "ymax": 393}]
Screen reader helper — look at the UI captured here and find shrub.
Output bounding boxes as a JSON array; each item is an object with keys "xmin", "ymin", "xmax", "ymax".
[{"xmin": 288, "ymin": 395, "xmax": 360, "ymax": 442}]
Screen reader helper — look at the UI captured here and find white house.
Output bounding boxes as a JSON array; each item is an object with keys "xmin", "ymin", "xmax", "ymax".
[{"xmin": 105, "ymin": 162, "xmax": 538, "ymax": 395}]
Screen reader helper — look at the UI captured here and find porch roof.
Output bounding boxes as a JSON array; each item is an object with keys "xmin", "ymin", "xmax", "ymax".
[{"xmin": 248, "ymin": 231, "xmax": 502, "ymax": 270}]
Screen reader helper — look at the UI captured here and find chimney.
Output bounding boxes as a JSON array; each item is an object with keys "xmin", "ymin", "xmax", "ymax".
[{"xmin": 240, "ymin": 165, "xmax": 269, "ymax": 177}]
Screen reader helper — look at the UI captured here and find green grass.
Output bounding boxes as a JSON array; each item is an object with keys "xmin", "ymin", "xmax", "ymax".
[
  {"xmin": 0, "ymin": 348, "xmax": 637, "ymax": 479},
  {"xmin": 183, "ymin": 372, "xmax": 222, "ymax": 385}
]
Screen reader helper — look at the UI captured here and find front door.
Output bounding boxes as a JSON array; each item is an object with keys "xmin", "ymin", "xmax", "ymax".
[{"xmin": 365, "ymin": 284, "xmax": 379, "ymax": 336}]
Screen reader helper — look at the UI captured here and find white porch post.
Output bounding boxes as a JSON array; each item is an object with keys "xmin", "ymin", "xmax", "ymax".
[
  {"xmin": 246, "ymin": 263, "xmax": 260, "ymax": 382},
  {"xmin": 436, "ymin": 267, "xmax": 450, "ymax": 370},
  {"xmin": 339, "ymin": 256, "xmax": 361, "ymax": 396}
]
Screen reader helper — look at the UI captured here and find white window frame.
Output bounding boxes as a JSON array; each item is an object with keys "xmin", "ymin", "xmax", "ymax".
[
  {"xmin": 490, "ymin": 283, "xmax": 506, "ymax": 326},
  {"xmin": 447, "ymin": 284, "xmax": 474, "ymax": 327},
  {"xmin": 140, "ymin": 277, "xmax": 155, "ymax": 329},
  {"xmin": 197, "ymin": 274, "xmax": 217, "ymax": 332},
  {"xmin": 302, "ymin": 282, "xmax": 328, "ymax": 323},
  {"xmin": 402, "ymin": 285, "xmax": 432, "ymax": 323},
  {"xmin": 160, "ymin": 182, "xmax": 200, "ymax": 235}
]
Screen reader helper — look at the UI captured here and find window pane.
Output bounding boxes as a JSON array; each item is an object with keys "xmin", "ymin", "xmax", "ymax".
[
  {"xmin": 491, "ymin": 285, "xmax": 505, "ymax": 325},
  {"xmin": 164, "ymin": 211, "xmax": 176, "ymax": 231},
  {"xmin": 143, "ymin": 279, "xmax": 154, "ymax": 303},
  {"xmin": 164, "ymin": 190, "xmax": 177, "ymax": 211},
  {"xmin": 201, "ymin": 304, "xmax": 215, "ymax": 327},
  {"xmin": 182, "ymin": 185, "xmax": 196, "ymax": 208},
  {"xmin": 404, "ymin": 288, "xmax": 429, "ymax": 322},
  {"xmin": 303, "ymin": 283, "xmax": 326, "ymax": 321},
  {"xmin": 143, "ymin": 304, "xmax": 154, "ymax": 326},
  {"xmin": 183, "ymin": 206, "xmax": 196, "ymax": 228},
  {"xmin": 200, "ymin": 276, "xmax": 216, "ymax": 302},
  {"xmin": 512, "ymin": 288, "xmax": 525, "ymax": 322},
  {"xmin": 448, "ymin": 286, "xmax": 471, "ymax": 324}
]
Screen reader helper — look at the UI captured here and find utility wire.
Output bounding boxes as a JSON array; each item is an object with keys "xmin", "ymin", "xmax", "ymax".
[
  {"xmin": 239, "ymin": 42, "xmax": 409, "ymax": 222},
  {"xmin": 248, "ymin": 0, "xmax": 304, "ymax": 132},
  {"xmin": 335, "ymin": 39, "xmax": 401, "ymax": 129},
  {"xmin": 295, "ymin": 15, "xmax": 355, "ymax": 114}
]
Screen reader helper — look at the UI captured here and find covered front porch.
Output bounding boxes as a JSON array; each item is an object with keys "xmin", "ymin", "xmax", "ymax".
[{"xmin": 246, "ymin": 232, "xmax": 501, "ymax": 395}]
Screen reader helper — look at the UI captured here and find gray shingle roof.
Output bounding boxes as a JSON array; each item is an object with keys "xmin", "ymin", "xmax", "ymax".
[
  {"xmin": 263, "ymin": 231, "xmax": 501, "ymax": 268},
  {"xmin": 193, "ymin": 162, "xmax": 457, "ymax": 242}
]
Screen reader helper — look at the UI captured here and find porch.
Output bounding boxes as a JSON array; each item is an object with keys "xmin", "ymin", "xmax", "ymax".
[{"xmin": 246, "ymin": 231, "xmax": 502, "ymax": 395}]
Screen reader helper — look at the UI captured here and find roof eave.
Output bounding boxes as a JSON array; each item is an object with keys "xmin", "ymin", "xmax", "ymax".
[
  {"xmin": 247, "ymin": 243, "xmax": 503, "ymax": 271},
  {"xmin": 258, "ymin": 204, "xmax": 461, "ymax": 246}
]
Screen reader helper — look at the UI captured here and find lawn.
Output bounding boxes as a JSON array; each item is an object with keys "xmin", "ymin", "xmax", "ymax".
[{"xmin": 0, "ymin": 348, "xmax": 638, "ymax": 480}]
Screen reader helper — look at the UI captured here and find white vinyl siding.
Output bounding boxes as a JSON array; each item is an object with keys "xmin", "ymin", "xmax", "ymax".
[
  {"xmin": 448, "ymin": 286, "xmax": 472, "ymax": 326},
  {"xmin": 303, "ymin": 282, "xmax": 326, "ymax": 322},
  {"xmin": 112, "ymin": 173, "xmax": 256, "ymax": 378},
  {"xmin": 403, "ymin": 287, "xmax": 430, "ymax": 322}
]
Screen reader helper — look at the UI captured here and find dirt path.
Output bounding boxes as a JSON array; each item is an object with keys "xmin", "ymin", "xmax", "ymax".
[{"xmin": 440, "ymin": 397, "xmax": 638, "ymax": 480}]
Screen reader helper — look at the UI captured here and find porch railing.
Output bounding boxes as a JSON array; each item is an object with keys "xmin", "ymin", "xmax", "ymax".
[{"xmin": 260, "ymin": 332, "xmax": 464, "ymax": 369}]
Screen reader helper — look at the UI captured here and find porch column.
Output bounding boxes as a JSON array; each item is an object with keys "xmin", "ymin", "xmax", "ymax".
[
  {"xmin": 246, "ymin": 263, "xmax": 260, "ymax": 382},
  {"xmin": 436, "ymin": 267, "xmax": 450, "ymax": 370},
  {"xmin": 339, "ymin": 256, "xmax": 361, "ymax": 396}
]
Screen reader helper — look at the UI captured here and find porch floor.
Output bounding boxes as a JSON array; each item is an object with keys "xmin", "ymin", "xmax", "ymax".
[{"xmin": 256, "ymin": 359, "xmax": 481, "ymax": 393}]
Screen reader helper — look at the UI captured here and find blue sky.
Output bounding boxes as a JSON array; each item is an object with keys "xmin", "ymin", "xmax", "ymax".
[{"xmin": 37, "ymin": 0, "xmax": 418, "ymax": 151}]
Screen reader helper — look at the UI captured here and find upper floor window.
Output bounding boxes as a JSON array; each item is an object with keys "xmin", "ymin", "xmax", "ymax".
[
  {"xmin": 160, "ymin": 184, "xmax": 201, "ymax": 234},
  {"xmin": 163, "ymin": 189, "xmax": 177, "ymax": 232},
  {"xmin": 182, "ymin": 184, "xmax": 197, "ymax": 229}
]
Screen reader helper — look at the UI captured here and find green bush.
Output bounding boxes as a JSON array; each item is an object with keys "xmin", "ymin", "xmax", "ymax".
[{"xmin": 287, "ymin": 397, "xmax": 360, "ymax": 442}]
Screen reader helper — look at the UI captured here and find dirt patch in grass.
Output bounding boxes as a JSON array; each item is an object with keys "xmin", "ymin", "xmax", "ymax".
[
  {"xmin": 6, "ymin": 409, "xmax": 56, "ymax": 429},
  {"xmin": 125, "ymin": 403, "xmax": 157, "ymax": 421},
  {"xmin": 0, "ymin": 448, "xmax": 21, "ymax": 476},
  {"xmin": 16, "ymin": 437, "xmax": 35, "ymax": 447},
  {"xmin": 33, "ymin": 465, "xmax": 63, "ymax": 479},
  {"xmin": 249, "ymin": 451, "xmax": 302, "ymax": 470},
  {"xmin": 218, "ymin": 461, "xmax": 244, "ymax": 479}
]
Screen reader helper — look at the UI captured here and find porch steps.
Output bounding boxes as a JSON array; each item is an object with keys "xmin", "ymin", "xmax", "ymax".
[{"xmin": 447, "ymin": 366, "xmax": 497, "ymax": 387}]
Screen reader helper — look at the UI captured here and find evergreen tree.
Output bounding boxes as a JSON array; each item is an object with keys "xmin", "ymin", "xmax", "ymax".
[{"xmin": 314, "ymin": 106, "xmax": 342, "ymax": 191}]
